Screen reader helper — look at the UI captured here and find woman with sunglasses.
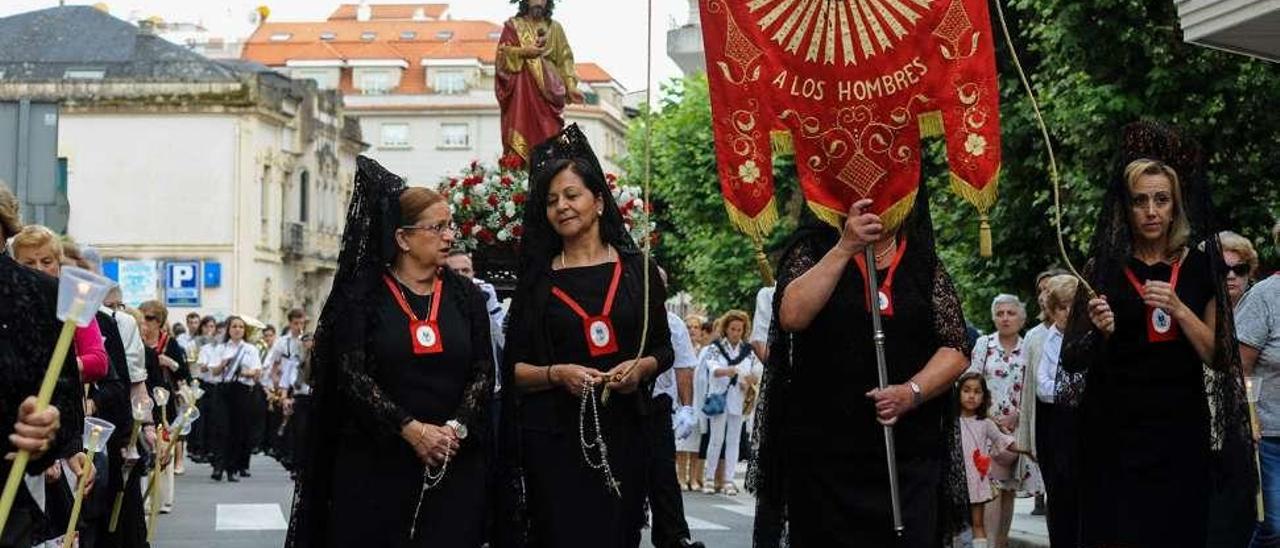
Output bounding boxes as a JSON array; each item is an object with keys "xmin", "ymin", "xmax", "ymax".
[
  {"xmin": 1213, "ymin": 230, "xmax": 1258, "ymax": 308},
  {"xmin": 287, "ymin": 159, "xmax": 495, "ymax": 548}
]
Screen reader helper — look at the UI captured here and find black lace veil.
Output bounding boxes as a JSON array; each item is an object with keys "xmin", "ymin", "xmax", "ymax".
[
  {"xmin": 749, "ymin": 182, "xmax": 970, "ymax": 546},
  {"xmin": 285, "ymin": 156, "xmax": 405, "ymax": 547},
  {"xmin": 1058, "ymin": 121, "xmax": 1255, "ymax": 542}
]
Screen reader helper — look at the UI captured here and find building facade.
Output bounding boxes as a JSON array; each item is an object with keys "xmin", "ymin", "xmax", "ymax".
[
  {"xmin": 240, "ymin": 2, "xmax": 630, "ymax": 186},
  {"xmin": 0, "ymin": 6, "xmax": 366, "ymax": 325}
]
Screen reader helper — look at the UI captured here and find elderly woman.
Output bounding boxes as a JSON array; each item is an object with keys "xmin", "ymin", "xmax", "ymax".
[
  {"xmin": 10, "ymin": 226, "xmax": 109, "ymax": 385},
  {"xmin": 287, "ymin": 158, "xmax": 494, "ymax": 548},
  {"xmin": 503, "ymin": 125, "xmax": 672, "ymax": 548},
  {"xmin": 1062, "ymin": 124, "xmax": 1255, "ymax": 546},
  {"xmin": 1215, "ymin": 230, "xmax": 1258, "ymax": 308},
  {"xmin": 967, "ymin": 294, "xmax": 1040, "ymax": 548},
  {"xmin": 0, "ymin": 183, "xmax": 83, "ymax": 548},
  {"xmin": 1239, "ymin": 222, "xmax": 1280, "ymax": 545},
  {"xmin": 755, "ymin": 183, "xmax": 970, "ymax": 547}
]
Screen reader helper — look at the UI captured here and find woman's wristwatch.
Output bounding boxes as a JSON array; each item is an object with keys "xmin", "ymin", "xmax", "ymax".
[{"xmin": 907, "ymin": 381, "xmax": 923, "ymax": 409}]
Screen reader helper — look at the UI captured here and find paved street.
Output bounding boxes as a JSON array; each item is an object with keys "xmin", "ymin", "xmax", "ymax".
[
  {"xmin": 151, "ymin": 456, "xmax": 757, "ymax": 547},
  {"xmin": 151, "ymin": 456, "xmax": 1048, "ymax": 547}
]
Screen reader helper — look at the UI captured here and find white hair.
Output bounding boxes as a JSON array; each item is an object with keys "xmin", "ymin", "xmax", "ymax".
[{"xmin": 990, "ymin": 293, "xmax": 1027, "ymax": 322}]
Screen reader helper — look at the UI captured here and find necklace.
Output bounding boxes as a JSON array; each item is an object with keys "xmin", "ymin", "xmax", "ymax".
[
  {"xmin": 389, "ymin": 268, "xmax": 436, "ymax": 296},
  {"xmin": 579, "ymin": 382, "xmax": 622, "ymax": 497},
  {"xmin": 408, "ymin": 458, "xmax": 448, "ymax": 539},
  {"xmin": 558, "ymin": 245, "xmax": 613, "ymax": 270},
  {"xmin": 874, "ymin": 240, "xmax": 896, "ymax": 263}
]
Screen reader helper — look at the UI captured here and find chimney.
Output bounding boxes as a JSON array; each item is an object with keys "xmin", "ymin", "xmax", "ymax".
[
  {"xmin": 138, "ymin": 18, "xmax": 157, "ymax": 36},
  {"xmin": 412, "ymin": 7, "xmax": 427, "ymax": 21},
  {"xmin": 687, "ymin": 0, "xmax": 700, "ymax": 27},
  {"xmin": 356, "ymin": 0, "xmax": 372, "ymax": 22}
]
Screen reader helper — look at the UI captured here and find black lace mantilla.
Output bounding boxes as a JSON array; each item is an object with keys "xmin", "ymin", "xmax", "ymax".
[
  {"xmin": 0, "ymin": 254, "xmax": 84, "ymax": 477},
  {"xmin": 286, "ymin": 157, "xmax": 495, "ymax": 547}
]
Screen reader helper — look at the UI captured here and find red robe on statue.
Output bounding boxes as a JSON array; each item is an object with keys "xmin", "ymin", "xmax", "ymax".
[{"xmin": 495, "ymin": 15, "xmax": 578, "ymax": 161}]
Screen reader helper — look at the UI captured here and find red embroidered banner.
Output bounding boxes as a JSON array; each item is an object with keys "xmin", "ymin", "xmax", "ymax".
[{"xmin": 700, "ymin": 0, "xmax": 1002, "ymax": 251}]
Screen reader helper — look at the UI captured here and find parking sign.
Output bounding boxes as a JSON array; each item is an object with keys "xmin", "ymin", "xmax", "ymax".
[{"xmin": 164, "ymin": 261, "xmax": 201, "ymax": 307}]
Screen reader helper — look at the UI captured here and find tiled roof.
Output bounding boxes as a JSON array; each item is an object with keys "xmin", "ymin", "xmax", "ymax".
[
  {"xmin": 328, "ymin": 4, "xmax": 449, "ymax": 21},
  {"xmin": 245, "ymin": 19, "xmax": 500, "ymax": 44},
  {"xmin": 575, "ymin": 62, "xmax": 615, "ymax": 84}
]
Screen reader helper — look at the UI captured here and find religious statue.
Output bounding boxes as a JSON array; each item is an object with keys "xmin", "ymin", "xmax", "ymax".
[{"xmin": 496, "ymin": 0, "xmax": 583, "ymax": 162}]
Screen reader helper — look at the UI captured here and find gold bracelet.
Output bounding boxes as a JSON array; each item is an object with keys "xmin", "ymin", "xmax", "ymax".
[{"xmin": 546, "ymin": 364, "xmax": 555, "ymax": 387}]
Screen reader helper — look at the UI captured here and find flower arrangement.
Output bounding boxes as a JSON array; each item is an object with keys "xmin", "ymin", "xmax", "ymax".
[{"xmin": 442, "ymin": 154, "xmax": 656, "ymax": 252}]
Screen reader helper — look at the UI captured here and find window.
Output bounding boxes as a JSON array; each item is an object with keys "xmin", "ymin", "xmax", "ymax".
[
  {"xmin": 400, "ymin": 30, "xmax": 417, "ymax": 40},
  {"xmin": 269, "ymin": 32, "xmax": 292, "ymax": 41},
  {"xmin": 380, "ymin": 123, "xmax": 410, "ymax": 148},
  {"xmin": 487, "ymin": 31, "xmax": 502, "ymax": 40},
  {"xmin": 291, "ymin": 68, "xmax": 339, "ymax": 89},
  {"xmin": 260, "ymin": 165, "xmax": 272, "ymax": 238},
  {"xmin": 319, "ymin": 31, "xmax": 336, "ymax": 41},
  {"xmin": 64, "ymin": 68, "xmax": 105, "ymax": 80},
  {"xmin": 361, "ymin": 31, "xmax": 377, "ymax": 41},
  {"xmin": 299, "ymin": 171, "xmax": 310, "ymax": 223},
  {"xmin": 434, "ymin": 30, "xmax": 454, "ymax": 41},
  {"xmin": 439, "ymin": 123, "xmax": 469, "ymax": 149},
  {"xmin": 357, "ymin": 70, "xmax": 393, "ymax": 94},
  {"xmin": 432, "ymin": 70, "xmax": 466, "ymax": 94}
]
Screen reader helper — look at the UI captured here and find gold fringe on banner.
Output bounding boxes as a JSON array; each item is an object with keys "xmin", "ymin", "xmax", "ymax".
[
  {"xmin": 948, "ymin": 170, "xmax": 1001, "ymax": 257},
  {"xmin": 724, "ymin": 196, "xmax": 780, "ymax": 241},
  {"xmin": 770, "ymin": 130, "xmax": 794, "ymax": 157},
  {"xmin": 804, "ymin": 190, "xmax": 918, "ymax": 236}
]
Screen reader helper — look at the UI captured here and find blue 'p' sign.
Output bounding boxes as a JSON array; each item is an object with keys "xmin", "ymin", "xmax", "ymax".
[{"xmin": 164, "ymin": 261, "xmax": 201, "ymax": 307}]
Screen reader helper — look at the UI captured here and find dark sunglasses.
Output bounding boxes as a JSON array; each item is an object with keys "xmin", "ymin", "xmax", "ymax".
[
  {"xmin": 1222, "ymin": 263, "xmax": 1250, "ymax": 277},
  {"xmin": 144, "ymin": 315, "xmax": 159, "ymax": 322}
]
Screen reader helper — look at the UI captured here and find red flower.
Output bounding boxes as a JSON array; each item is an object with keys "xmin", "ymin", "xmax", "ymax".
[
  {"xmin": 512, "ymin": 225, "xmax": 523, "ymax": 237},
  {"xmin": 499, "ymin": 153, "xmax": 525, "ymax": 171},
  {"xmin": 500, "ymin": 175, "xmax": 513, "ymax": 187},
  {"xmin": 477, "ymin": 228, "xmax": 494, "ymax": 243},
  {"xmin": 513, "ymin": 193, "xmax": 526, "ymax": 205},
  {"xmin": 462, "ymin": 197, "xmax": 472, "ymax": 207},
  {"xmin": 605, "ymin": 173, "xmax": 618, "ymax": 186},
  {"xmin": 487, "ymin": 194, "xmax": 499, "ymax": 207},
  {"xmin": 461, "ymin": 221, "xmax": 475, "ymax": 235},
  {"xmin": 448, "ymin": 178, "xmax": 459, "ymax": 188}
]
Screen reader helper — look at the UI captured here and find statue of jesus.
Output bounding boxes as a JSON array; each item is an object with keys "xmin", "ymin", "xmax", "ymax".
[{"xmin": 495, "ymin": 0, "xmax": 583, "ymax": 163}]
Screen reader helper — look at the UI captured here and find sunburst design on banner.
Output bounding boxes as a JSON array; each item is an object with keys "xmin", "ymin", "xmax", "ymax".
[{"xmin": 747, "ymin": 0, "xmax": 933, "ymax": 65}]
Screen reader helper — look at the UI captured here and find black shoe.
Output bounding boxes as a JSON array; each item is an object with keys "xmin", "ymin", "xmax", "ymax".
[
  {"xmin": 239, "ymin": 470, "xmax": 251, "ymax": 478},
  {"xmin": 227, "ymin": 472, "xmax": 240, "ymax": 483},
  {"xmin": 211, "ymin": 470, "xmax": 223, "ymax": 481},
  {"xmin": 677, "ymin": 540, "xmax": 705, "ymax": 548}
]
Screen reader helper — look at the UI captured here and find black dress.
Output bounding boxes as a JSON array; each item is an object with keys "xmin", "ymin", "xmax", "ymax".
[
  {"xmin": 508, "ymin": 256, "xmax": 672, "ymax": 548},
  {"xmin": 325, "ymin": 272, "xmax": 493, "ymax": 548},
  {"xmin": 756, "ymin": 229, "xmax": 969, "ymax": 548},
  {"xmin": 1077, "ymin": 248, "xmax": 1214, "ymax": 546}
]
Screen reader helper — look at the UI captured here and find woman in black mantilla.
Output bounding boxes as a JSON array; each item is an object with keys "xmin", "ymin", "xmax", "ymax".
[
  {"xmin": 285, "ymin": 158, "xmax": 495, "ymax": 548},
  {"xmin": 1058, "ymin": 122, "xmax": 1255, "ymax": 546},
  {"xmin": 750, "ymin": 185, "xmax": 970, "ymax": 547},
  {"xmin": 499, "ymin": 124, "xmax": 672, "ymax": 547}
]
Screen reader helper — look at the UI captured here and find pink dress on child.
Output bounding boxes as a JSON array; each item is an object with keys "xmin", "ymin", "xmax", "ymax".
[{"xmin": 959, "ymin": 415, "xmax": 1017, "ymax": 504}]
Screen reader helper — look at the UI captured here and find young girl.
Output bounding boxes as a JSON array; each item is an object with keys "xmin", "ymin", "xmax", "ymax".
[{"xmin": 958, "ymin": 371, "xmax": 1034, "ymax": 548}]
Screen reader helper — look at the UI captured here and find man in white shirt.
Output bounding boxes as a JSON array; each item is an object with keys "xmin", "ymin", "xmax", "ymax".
[{"xmin": 265, "ymin": 311, "xmax": 307, "ymax": 400}]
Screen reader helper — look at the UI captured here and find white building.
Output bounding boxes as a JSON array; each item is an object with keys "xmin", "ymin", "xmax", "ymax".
[
  {"xmin": 0, "ymin": 6, "xmax": 366, "ymax": 326},
  {"xmin": 1177, "ymin": 0, "xmax": 1280, "ymax": 62},
  {"xmin": 240, "ymin": 2, "xmax": 631, "ymax": 187}
]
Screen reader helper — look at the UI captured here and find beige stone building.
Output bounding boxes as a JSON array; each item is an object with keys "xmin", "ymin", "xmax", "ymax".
[
  {"xmin": 240, "ymin": 2, "xmax": 630, "ymax": 187},
  {"xmin": 0, "ymin": 6, "xmax": 366, "ymax": 325}
]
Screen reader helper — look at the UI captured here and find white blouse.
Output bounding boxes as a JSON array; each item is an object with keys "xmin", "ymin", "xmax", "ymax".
[{"xmin": 700, "ymin": 340, "xmax": 763, "ymax": 417}]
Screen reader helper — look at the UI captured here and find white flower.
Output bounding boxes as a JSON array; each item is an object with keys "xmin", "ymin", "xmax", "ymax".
[
  {"xmin": 633, "ymin": 198, "xmax": 645, "ymax": 210},
  {"xmin": 497, "ymin": 228, "xmax": 511, "ymax": 242},
  {"xmin": 474, "ymin": 182, "xmax": 488, "ymax": 195},
  {"xmin": 965, "ymin": 133, "xmax": 988, "ymax": 157},
  {"xmin": 452, "ymin": 192, "xmax": 465, "ymax": 204},
  {"xmin": 504, "ymin": 202, "xmax": 516, "ymax": 218},
  {"xmin": 738, "ymin": 160, "xmax": 761, "ymax": 183}
]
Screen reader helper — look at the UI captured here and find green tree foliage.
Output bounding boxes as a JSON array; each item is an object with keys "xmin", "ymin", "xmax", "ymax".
[{"xmin": 626, "ymin": 0, "xmax": 1280, "ymax": 326}]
